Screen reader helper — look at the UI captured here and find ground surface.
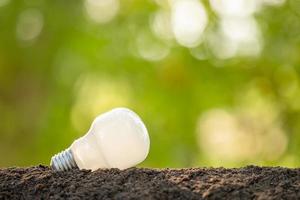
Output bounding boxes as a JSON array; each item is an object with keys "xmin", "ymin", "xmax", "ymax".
[{"xmin": 0, "ymin": 165, "xmax": 300, "ymax": 199}]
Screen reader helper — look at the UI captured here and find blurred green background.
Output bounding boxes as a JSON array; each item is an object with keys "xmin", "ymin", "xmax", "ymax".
[{"xmin": 1, "ymin": 0, "xmax": 300, "ymax": 168}]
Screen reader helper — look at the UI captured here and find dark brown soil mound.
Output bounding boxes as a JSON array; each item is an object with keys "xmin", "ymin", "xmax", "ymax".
[{"xmin": 1, "ymin": 165, "xmax": 300, "ymax": 199}]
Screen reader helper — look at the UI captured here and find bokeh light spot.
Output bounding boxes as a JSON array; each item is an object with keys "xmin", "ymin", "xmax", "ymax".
[
  {"xmin": 71, "ymin": 74, "xmax": 132, "ymax": 133},
  {"xmin": 16, "ymin": 9, "xmax": 43, "ymax": 42},
  {"xmin": 197, "ymin": 85, "xmax": 288, "ymax": 164},
  {"xmin": 171, "ymin": 0, "xmax": 208, "ymax": 47},
  {"xmin": 136, "ymin": 31, "xmax": 170, "ymax": 61},
  {"xmin": 0, "ymin": 0, "xmax": 9, "ymax": 7},
  {"xmin": 210, "ymin": 0, "xmax": 257, "ymax": 17},
  {"xmin": 220, "ymin": 17, "xmax": 262, "ymax": 56},
  {"xmin": 150, "ymin": 9, "xmax": 173, "ymax": 41},
  {"xmin": 85, "ymin": 0, "xmax": 119, "ymax": 24}
]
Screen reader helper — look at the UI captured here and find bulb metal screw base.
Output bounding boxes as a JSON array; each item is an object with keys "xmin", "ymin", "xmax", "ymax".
[{"xmin": 50, "ymin": 148, "xmax": 78, "ymax": 171}]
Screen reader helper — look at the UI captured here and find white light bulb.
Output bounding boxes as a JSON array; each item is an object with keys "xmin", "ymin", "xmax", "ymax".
[{"xmin": 50, "ymin": 108, "xmax": 150, "ymax": 171}]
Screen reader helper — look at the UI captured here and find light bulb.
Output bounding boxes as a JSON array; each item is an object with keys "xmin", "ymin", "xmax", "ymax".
[{"xmin": 50, "ymin": 108, "xmax": 150, "ymax": 171}]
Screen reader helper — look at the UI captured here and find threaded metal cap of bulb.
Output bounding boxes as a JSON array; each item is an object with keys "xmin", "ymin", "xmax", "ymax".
[{"xmin": 50, "ymin": 148, "xmax": 78, "ymax": 171}]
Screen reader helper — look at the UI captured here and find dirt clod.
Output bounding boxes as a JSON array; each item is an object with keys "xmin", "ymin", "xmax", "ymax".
[{"xmin": 1, "ymin": 165, "xmax": 300, "ymax": 199}]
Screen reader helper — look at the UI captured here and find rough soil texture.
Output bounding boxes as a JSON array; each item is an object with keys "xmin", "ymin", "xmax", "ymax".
[{"xmin": 0, "ymin": 165, "xmax": 300, "ymax": 199}]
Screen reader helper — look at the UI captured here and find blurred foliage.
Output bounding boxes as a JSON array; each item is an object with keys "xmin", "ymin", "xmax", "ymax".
[{"xmin": 0, "ymin": 0, "xmax": 300, "ymax": 168}]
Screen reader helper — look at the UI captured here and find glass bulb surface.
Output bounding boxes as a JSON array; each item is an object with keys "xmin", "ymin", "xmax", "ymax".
[{"xmin": 70, "ymin": 108, "xmax": 150, "ymax": 171}]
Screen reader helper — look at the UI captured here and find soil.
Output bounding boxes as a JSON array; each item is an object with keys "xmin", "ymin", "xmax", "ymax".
[{"xmin": 0, "ymin": 165, "xmax": 300, "ymax": 199}]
